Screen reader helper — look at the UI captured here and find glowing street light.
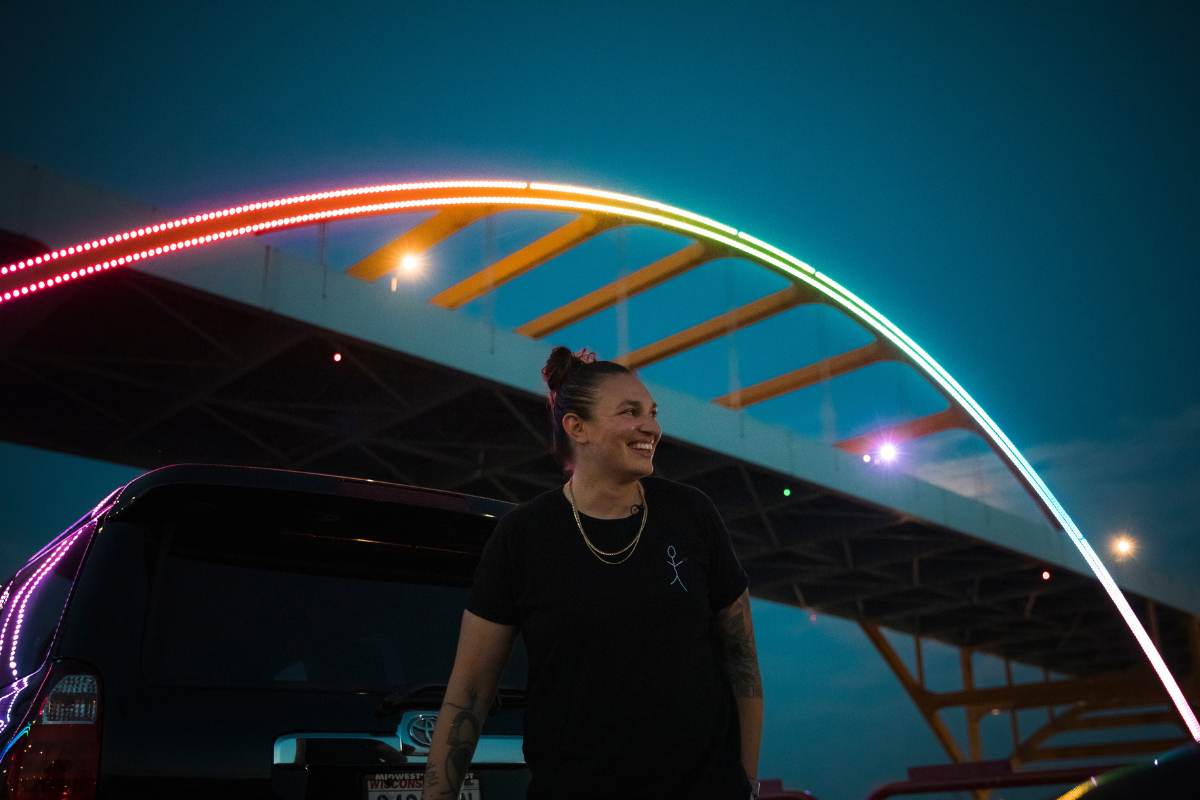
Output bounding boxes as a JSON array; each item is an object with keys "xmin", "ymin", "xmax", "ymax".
[
  {"xmin": 878, "ymin": 443, "xmax": 898, "ymax": 462},
  {"xmin": 1114, "ymin": 536, "xmax": 1135, "ymax": 558},
  {"xmin": 401, "ymin": 255, "xmax": 419, "ymax": 273}
]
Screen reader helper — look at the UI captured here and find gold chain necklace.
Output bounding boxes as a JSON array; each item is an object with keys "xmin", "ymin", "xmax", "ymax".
[{"xmin": 566, "ymin": 480, "xmax": 647, "ymax": 565}]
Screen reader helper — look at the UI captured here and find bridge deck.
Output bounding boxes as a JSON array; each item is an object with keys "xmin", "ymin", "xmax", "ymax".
[{"xmin": 0, "ymin": 257, "xmax": 1194, "ymax": 682}]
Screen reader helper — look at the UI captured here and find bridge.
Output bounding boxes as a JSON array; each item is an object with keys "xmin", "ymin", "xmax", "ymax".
[{"xmin": 1, "ymin": 154, "xmax": 1198, "ymax": 784}]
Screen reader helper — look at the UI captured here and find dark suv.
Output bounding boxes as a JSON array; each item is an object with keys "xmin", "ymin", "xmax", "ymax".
[{"xmin": 0, "ymin": 464, "xmax": 530, "ymax": 799}]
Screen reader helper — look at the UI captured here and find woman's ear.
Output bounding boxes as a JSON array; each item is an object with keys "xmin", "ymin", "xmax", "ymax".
[{"xmin": 562, "ymin": 412, "xmax": 588, "ymax": 446}]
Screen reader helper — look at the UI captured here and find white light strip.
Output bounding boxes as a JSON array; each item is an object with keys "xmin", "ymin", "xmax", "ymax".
[
  {"xmin": 529, "ymin": 182, "xmax": 740, "ymax": 235},
  {"xmin": 737, "ymin": 231, "xmax": 817, "ymax": 275}
]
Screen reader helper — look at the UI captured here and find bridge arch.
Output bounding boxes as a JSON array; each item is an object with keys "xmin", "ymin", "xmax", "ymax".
[{"xmin": 2, "ymin": 179, "xmax": 1196, "ymax": 737}]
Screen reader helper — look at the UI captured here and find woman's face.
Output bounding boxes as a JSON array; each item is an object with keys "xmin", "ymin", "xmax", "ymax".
[{"xmin": 566, "ymin": 372, "xmax": 661, "ymax": 481}]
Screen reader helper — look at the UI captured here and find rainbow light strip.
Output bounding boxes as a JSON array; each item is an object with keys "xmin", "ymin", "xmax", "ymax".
[{"xmin": 1, "ymin": 181, "xmax": 1195, "ymax": 738}]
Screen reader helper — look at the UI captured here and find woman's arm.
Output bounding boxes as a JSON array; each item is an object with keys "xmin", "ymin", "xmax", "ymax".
[
  {"xmin": 422, "ymin": 610, "xmax": 519, "ymax": 799},
  {"xmin": 713, "ymin": 589, "xmax": 764, "ymax": 786}
]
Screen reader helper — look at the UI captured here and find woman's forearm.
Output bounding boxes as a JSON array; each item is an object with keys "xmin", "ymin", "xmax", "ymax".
[
  {"xmin": 422, "ymin": 612, "xmax": 517, "ymax": 799},
  {"xmin": 736, "ymin": 695, "xmax": 764, "ymax": 780},
  {"xmin": 714, "ymin": 590, "xmax": 764, "ymax": 782},
  {"xmin": 422, "ymin": 686, "xmax": 493, "ymax": 799}
]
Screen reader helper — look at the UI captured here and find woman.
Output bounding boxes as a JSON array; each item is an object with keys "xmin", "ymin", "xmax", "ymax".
[{"xmin": 422, "ymin": 347, "xmax": 764, "ymax": 799}]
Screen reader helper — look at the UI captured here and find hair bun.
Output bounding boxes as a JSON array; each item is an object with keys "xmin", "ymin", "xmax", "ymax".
[{"xmin": 542, "ymin": 346, "xmax": 597, "ymax": 392}]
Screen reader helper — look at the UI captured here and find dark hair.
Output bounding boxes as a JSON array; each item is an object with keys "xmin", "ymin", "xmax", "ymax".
[{"xmin": 542, "ymin": 346, "xmax": 631, "ymax": 472}]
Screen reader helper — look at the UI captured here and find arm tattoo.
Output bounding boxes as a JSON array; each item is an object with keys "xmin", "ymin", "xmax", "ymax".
[
  {"xmin": 714, "ymin": 593, "xmax": 764, "ymax": 699},
  {"xmin": 422, "ymin": 763, "xmax": 441, "ymax": 791},
  {"xmin": 440, "ymin": 689, "xmax": 483, "ymax": 798}
]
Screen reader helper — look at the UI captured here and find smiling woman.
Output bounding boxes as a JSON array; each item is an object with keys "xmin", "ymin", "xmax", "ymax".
[{"xmin": 419, "ymin": 347, "xmax": 765, "ymax": 800}]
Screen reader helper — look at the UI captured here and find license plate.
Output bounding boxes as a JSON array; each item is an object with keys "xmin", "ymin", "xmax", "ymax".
[{"xmin": 364, "ymin": 771, "xmax": 481, "ymax": 800}]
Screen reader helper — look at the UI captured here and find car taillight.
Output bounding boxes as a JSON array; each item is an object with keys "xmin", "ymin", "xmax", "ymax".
[{"xmin": 1, "ymin": 665, "xmax": 101, "ymax": 800}]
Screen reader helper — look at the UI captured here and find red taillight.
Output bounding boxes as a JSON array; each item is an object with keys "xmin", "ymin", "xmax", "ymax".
[{"xmin": 2, "ymin": 669, "xmax": 100, "ymax": 800}]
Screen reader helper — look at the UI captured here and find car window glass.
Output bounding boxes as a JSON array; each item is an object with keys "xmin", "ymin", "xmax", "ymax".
[{"xmin": 141, "ymin": 492, "xmax": 528, "ymax": 692}]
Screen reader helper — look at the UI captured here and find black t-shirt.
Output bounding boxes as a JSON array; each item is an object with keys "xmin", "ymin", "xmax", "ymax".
[{"xmin": 467, "ymin": 476, "xmax": 750, "ymax": 800}]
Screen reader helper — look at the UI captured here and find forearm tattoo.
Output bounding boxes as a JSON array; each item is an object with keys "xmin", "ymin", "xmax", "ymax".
[
  {"xmin": 426, "ymin": 689, "xmax": 483, "ymax": 799},
  {"xmin": 714, "ymin": 593, "xmax": 764, "ymax": 699},
  {"xmin": 423, "ymin": 763, "xmax": 441, "ymax": 793}
]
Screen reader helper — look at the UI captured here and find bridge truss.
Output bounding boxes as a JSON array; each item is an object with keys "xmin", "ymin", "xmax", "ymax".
[{"xmin": 1, "ymin": 178, "xmax": 1197, "ymax": 785}]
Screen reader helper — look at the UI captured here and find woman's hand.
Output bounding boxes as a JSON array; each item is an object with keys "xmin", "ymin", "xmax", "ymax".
[
  {"xmin": 713, "ymin": 589, "xmax": 764, "ymax": 784},
  {"xmin": 422, "ymin": 610, "xmax": 518, "ymax": 799}
]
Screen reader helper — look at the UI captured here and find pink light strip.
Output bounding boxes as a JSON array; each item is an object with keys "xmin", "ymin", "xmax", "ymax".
[{"xmin": 1, "ymin": 533, "xmax": 81, "ymax": 680}]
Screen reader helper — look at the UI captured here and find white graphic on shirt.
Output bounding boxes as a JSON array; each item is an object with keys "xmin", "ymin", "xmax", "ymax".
[{"xmin": 667, "ymin": 546, "xmax": 687, "ymax": 592}]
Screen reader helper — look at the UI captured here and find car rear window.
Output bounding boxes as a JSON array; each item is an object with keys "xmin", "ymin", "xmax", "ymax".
[{"xmin": 138, "ymin": 485, "xmax": 527, "ymax": 692}]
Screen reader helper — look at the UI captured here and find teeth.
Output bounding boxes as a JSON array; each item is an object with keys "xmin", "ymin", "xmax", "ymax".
[{"xmin": 632, "ymin": 443, "xmax": 653, "ymax": 450}]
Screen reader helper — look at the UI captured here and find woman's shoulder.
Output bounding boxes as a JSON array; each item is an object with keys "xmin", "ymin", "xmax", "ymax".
[
  {"xmin": 495, "ymin": 484, "xmax": 567, "ymax": 532},
  {"xmin": 643, "ymin": 475, "xmax": 716, "ymax": 511}
]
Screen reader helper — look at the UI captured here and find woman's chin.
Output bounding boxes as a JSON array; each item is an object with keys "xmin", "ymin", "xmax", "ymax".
[{"xmin": 628, "ymin": 458, "xmax": 655, "ymax": 478}]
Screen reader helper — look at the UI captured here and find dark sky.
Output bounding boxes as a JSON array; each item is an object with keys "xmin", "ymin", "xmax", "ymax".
[
  {"xmin": 2, "ymin": 2, "xmax": 1198, "ymax": 794},
  {"xmin": 3, "ymin": 1, "xmax": 1197, "ymax": 580}
]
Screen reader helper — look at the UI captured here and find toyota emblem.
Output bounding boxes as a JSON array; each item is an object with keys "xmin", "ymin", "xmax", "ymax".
[{"xmin": 407, "ymin": 713, "xmax": 437, "ymax": 748}]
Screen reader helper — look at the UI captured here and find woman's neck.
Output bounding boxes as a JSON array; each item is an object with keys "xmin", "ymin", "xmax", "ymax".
[{"xmin": 565, "ymin": 468, "xmax": 643, "ymax": 520}]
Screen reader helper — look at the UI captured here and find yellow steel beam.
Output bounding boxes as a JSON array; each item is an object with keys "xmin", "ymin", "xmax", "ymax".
[
  {"xmin": 613, "ymin": 283, "xmax": 824, "ymax": 371},
  {"xmin": 928, "ymin": 672, "xmax": 1180, "ymax": 712},
  {"xmin": 713, "ymin": 339, "xmax": 895, "ymax": 410},
  {"xmin": 1010, "ymin": 705, "xmax": 1085, "ymax": 769},
  {"xmin": 430, "ymin": 213, "xmax": 618, "ymax": 310},
  {"xmin": 833, "ymin": 405, "xmax": 974, "ymax": 455},
  {"xmin": 1064, "ymin": 710, "xmax": 1178, "ymax": 731},
  {"xmin": 1026, "ymin": 738, "xmax": 1186, "ymax": 763},
  {"xmin": 962, "ymin": 650, "xmax": 985, "ymax": 762},
  {"xmin": 515, "ymin": 241, "xmax": 720, "ymax": 339},
  {"xmin": 1011, "ymin": 704, "xmax": 1186, "ymax": 768},
  {"xmin": 346, "ymin": 205, "xmax": 495, "ymax": 282},
  {"xmin": 867, "ymin": 622, "xmax": 1188, "ymax": 774},
  {"xmin": 860, "ymin": 621, "xmax": 968, "ymax": 764}
]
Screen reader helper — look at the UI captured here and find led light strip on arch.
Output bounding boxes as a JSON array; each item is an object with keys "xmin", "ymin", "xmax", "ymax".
[{"xmin": 1, "ymin": 181, "xmax": 1195, "ymax": 738}]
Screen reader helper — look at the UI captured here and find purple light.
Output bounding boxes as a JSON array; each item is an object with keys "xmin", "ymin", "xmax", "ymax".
[{"xmin": 1, "ymin": 532, "xmax": 82, "ymax": 680}]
